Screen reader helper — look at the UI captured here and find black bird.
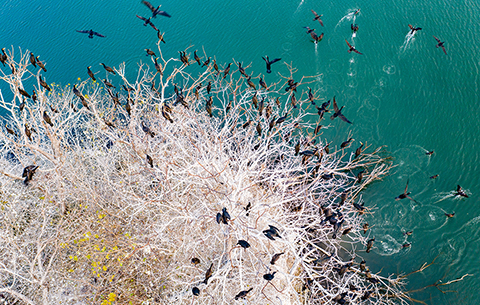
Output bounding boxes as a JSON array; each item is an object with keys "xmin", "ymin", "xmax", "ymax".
[
  {"xmin": 191, "ymin": 257, "xmax": 200, "ymax": 265},
  {"xmin": 156, "ymin": 30, "xmax": 166, "ymax": 43},
  {"xmin": 247, "ymin": 76, "xmax": 256, "ymax": 90},
  {"xmin": 263, "ymin": 225, "xmax": 282, "ymax": 240},
  {"xmin": 403, "ymin": 231, "xmax": 413, "ymax": 236},
  {"xmin": 308, "ymin": 87, "xmax": 315, "ymax": 104},
  {"xmin": 345, "ymin": 39, "xmax": 363, "ymax": 54},
  {"xmin": 36, "ymin": 56, "xmax": 47, "ymax": 72},
  {"xmin": 136, "ymin": 15, "xmax": 158, "ymax": 31},
  {"xmin": 43, "ymin": 111, "xmax": 53, "ymax": 127},
  {"xmin": 87, "ymin": 66, "xmax": 96, "ymax": 81},
  {"xmin": 0, "ymin": 48, "xmax": 6, "ymax": 66},
  {"xmin": 192, "ymin": 287, "xmax": 200, "ymax": 296},
  {"xmin": 179, "ymin": 51, "xmax": 189, "ymax": 65},
  {"xmin": 238, "ymin": 62, "xmax": 248, "ymax": 77},
  {"xmin": 18, "ymin": 87, "xmax": 31, "ymax": 99},
  {"xmin": 276, "ymin": 113, "xmax": 288, "ymax": 125},
  {"xmin": 202, "ymin": 57, "xmax": 211, "ymax": 67},
  {"xmin": 32, "ymin": 90, "xmax": 37, "ymax": 102},
  {"xmin": 433, "ymin": 36, "xmax": 447, "ymax": 54},
  {"xmin": 395, "ymin": 180, "xmax": 416, "ymax": 201},
  {"xmin": 366, "ymin": 237, "xmax": 375, "ymax": 253},
  {"xmin": 146, "ymin": 154, "xmax": 154, "ymax": 168},
  {"xmin": 154, "ymin": 57, "xmax": 163, "ymax": 75},
  {"xmin": 22, "ymin": 165, "xmax": 39, "ymax": 185},
  {"xmin": 141, "ymin": 121, "xmax": 155, "ymax": 137},
  {"xmin": 223, "ymin": 63, "xmax": 232, "ymax": 79},
  {"xmin": 455, "ymin": 185, "xmax": 468, "ymax": 198},
  {"xmin": 5, "ymin": 125, "xmax": 16, "ymax": 136},
  {"xmin": 311, "ymin": 9, "xmax": 324, "ymax": 26},
  {"xmin": 234, "ymin": 288, "xmax": 253, "ymax": 300},
  {"xmin": 341, "ymin": 138, "xmax": 353, "ymax": 148},
  {"xmin": 351, "ymin": 24, "xmax": 359, "ymax": 33},
  {"xmin": 361, "ymin": 291, "xmax": 374, "ymax": 300},
  {"xmin": 194, "ymin": 50, "xmax": 201, "ymax": 65},
  {"xmin": 331, "ymin": 97, "xmax": 352, "ymax": 124},
  {"xmin": 29, "ymin": 52, "xmax": 36, "ymax": 67},
  {"xmin": 103, "ymin": 79, "xmax": 115, "ymax": 88},
  {"xmin": 360, "ymin": 260, "xmax": 366, "ymax": 272},
  {"xmin": 263, "ymin": 272, "xmax": 276, "ymax": 281},
  {"xmin": 237, "ymin": 240, "xmax": 250, "ymax": 249},
  {"xmin": 285, "ymin": 79, "xmax": 298, "ymax": 92},
  {"xmin": 76, "ymin": 29, "xmax": 105, "ymax": 38},
  {"xmin": 24, "ymin": 124, "xmax": 32, "ymax": 141},
  {"xmin": 38, "ymin": 75, "xmax": 51, "ymax": 91},
  {"xmin": 402, "ymin": 243, "xmax": 411, "ymax": 248},
  {"xmin": 206, "ymin": 81, "xmax": 212, "ymax": 94},
  {"xmin": 353, "ymin": 201, "xmax": 365, "ymax": 213},
  {"xmin": 141, "ymin": 0, "xmax": 171, "ymax": 18},
  {"xmin": 270, "ymin": 252, "xmax": 284, "ymax": 265},
  {"xmin": 430, "ymin": 174, "xmax": 439, "ymax": 179},
  {"xmin": 204, "ymin": 263, "xmax": 214, "ymax": 284},
  {"xmin": 316, "ymin": 100, "xmax": 330, "ymax": 118},
  {"xmin": 355, "ymin": 142, "xmax": 364, "ymax": 158},
  {"xmin": 262, "ymin": 56, "xmax": 281, "ymax": 73},
  {"xmin": 205, "ymin": 96, "xmax": 213, "ymax": 117},
  {"xmin": 408, "ymin": 24, "xmax": 422, "ymax": 34},
  {"xmin": 19, "ymin": 99, "xmax": 25, "ymax": 112},
  {"xmin": 216, "ymin": 207, "xmax": 231, "ymax": 224},
  {"xmin": 145, "ymin": 49, "xmax": 156, "ymax": 57},
  {"xmin": 100, "ymin": 63, "xmax": 116, "ymax": 74},
  {"xmin": 259, "ymin": 77, "xmax": 268, "ymax": 90},
  {"xmin": 363, "ymin": 223, "xmax": 369, "ymax": 234},
  {"xmin": 426, "ymin": 150, "xmax": 434, "ymax": 155}
]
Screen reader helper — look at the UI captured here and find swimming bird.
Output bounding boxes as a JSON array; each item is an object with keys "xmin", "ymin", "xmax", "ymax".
[
  {"xmin": 203, "ymin": 263, "xmax": 213, "ymax": 284},
  {"xmin": 433, "ymin": 36, "xmax": 447, "ymax": 54},
  {"xmin": 403, "ymin": 230, "xmax": 413, "ymax": 236},
  {"xmin": 87, "ymin": 66, "xmax": 96, "ymax": 81},
  {"xmin": 354, "ymin": 9, "xmax": 360, "ymax": 15},
  {"xmin": 270, "ymin": 252, "xmax": 284, "ymax": 265},
  {"xmin": 445, "ymin": 212, "xmax": 455, "ymax": 218},
  {"xmin": 145, "ymin": 49, "xmax": 156, "ymax": 57},
  {"xmin": 366, "ymin": 237, "xmax": 375, "ymax": 253},
  {"xmin": 43, "ymin": 111, "xmax": 53, "ymax": 127},
  {"xmin": 395, "ymin": 180, "xmax": 417, "ymax": 202},
  {"xmin": 136, "ymin": 15, "xmax": 158, "ymax": 31},
  {"xmin": 430, "ymin": 174, "xmax": 439, "ymax": 179},
  {"xmin": 454, "ymin": 185, "xmax": 468, "ymax": 198},
  {"xmin": 38, "ymin": 75, "xmax": 51, "ymax": 91},
  {"xmin": 22, "ymin": 165, "xmax": 39, "ymax": 185},
  {"xmin": 141, "ymin": 0, "xmax": 171, "ymax": 18},
  {"xmin": 402, "ymin": 243, "xmax": 411, "ymax": 248},
  {"xmin": 100, "ymin": 63, "xmax": 116, "ymax": 74},
  {"xmin": 36, "ymin": 56, "xmax": 46, "ymax": 72},
  {"xmin": 330, "ymin": 97, "xmax": 352, "ymax": 124},
  {"xmin": 234, "ymin": 288, "xmax": 253, "ymax": 300},
  {"xmin": 346, "ymin": 39, "xmax": 362, "ymax": 54},
  {"xmin": 237, "ymin": 240, "xmax": 250, "ymax": 249},
  {"xmin": 262, "ymin": 56, "xmax": 281, "ymax": 73},
  {"xmin": 29, "ymin": 52, "xmax": 36, "ymax": 67},
  {"xmin": 156, "ymin": 30, "xmax": 166, "ymax": 43},
  {"xmin": 426, "ymin": 150, "xmax": 434, "ymax": 155},
  {"xmin": 76, "ymin": 29, "xmax": 105, "ymax": 38},
  {"xmin": 192, "ymin": 287, "xmax": 200, "ymax": 296},
  {"xmin": 408, "ymin": 24, "xmax": 422, "ymax": 34},
  {"xmin": 311, "ymin": 9, "xmax": 324, "ymax": 26},
  {"xmin": 351, "ymin": 24, "xmax": 359, "ymax": 33}
]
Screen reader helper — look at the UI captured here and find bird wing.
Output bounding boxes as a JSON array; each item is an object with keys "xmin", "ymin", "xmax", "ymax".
[
  {"xmin": 76, "ymin": 30, "xmax": 90, "ymax": 34},
  {"xmin": 318, "ymin": 18, "xmax": 324, "ymax": 27},
  {"xmin": 345, "ymin": 39, "xmax": 353, "ymax": 49},
  {"xmin": 311, "ymin": 9, "xmax": 319, "ymax": 18},
  {"xmin": 408, "ymin": 24, "xmax": 414, "ymax": 30},
  {"xmin": 339, "ymin": 113, "xmax": 352, "ymax": 124},
  {"xmin": 353, "ymin": 48, "xmax": 363, "ymax": 55},
  {"xmin": 318, "ymin": 33, "xmax": 324, "ymax": 42},
  {"xmin": 433, "ymin": 35, "xmax": 441, "ymax": 43},
  {"xmin": 404, "ymin": 180, "xmax": 409, "ymax": 194},
  {"xmin": 441, "ymin": 45, "xmax": 447, "ymax": 55},
  {"xmin": 333, "ymin": 96, "xmax": 339, "ymax": 113},
  {"xmin": 136, "ymin": 14, "xmax": 147, "ymax": 21},
  {"xmin": 93, "ymin": 31, "xmax": 105, "ymax": 37},
  {"xmin": 148, "ymin": 21, "xmax": 158, "ymax": 31},
  {"xmin": 270, "ymin": 58, "xmax": 281, "ymax": 64},
  {"xmin": 141, "ymin": 0, "xmax": 155, "ymax": 12},
  {"xmin": 157, "ymin": 10, "xmax": 171, "ymax": 17},
  {"xmin": 457, "ymin": 185, "xmax": 462, "ymax": 192}
]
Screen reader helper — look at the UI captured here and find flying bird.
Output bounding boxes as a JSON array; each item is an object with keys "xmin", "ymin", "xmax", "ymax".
[
  {"xmin": 408, "ymin": 24, "xmax": 422, "ymax": 34},
  {"xmin": 311, "ymin": 10, "xmax": 323, "ymax": 26},
  {"xmin": 330, "ymin": 97, "xmax": 352, "ymax": 124},
  {"xmin": 454, "ymin": 185, "xmax": 468, "ymax": 198},
  {"xmin": 141, "ymin": 0, "xmax": 171, "ymax": 18},
  {"xmin": 346, "ymin": 39, "xmax": 362, "ymax": 54},
  {"xmin": 76, "ymin": 29, "xmax": 105, "ymax": 38},
  {"xmin": 262, "ymin": 56, "xmax": 281, "ymax": 74},
  {"xmin": 395, "ymin": 180, "xmax": 417, "ymax": 202},
  {"xmin": 136, "ymin": 15, "xmax": 159, "ymax": 31},
  {"xmin": 433, "ymin": 36, "xmax": 447, "ymax": 54}
]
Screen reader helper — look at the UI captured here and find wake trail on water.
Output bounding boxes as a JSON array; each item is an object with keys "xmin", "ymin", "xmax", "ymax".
[
  {"xmin": 399, "ymin": 32, "xmax": 415, "ymax": 56},
  {"xmin": 335, "ymin": 11, "xmax": 357, "ymax": 31},
  {"xmin": 294, "ymin": 0, "xmax": 304, "ymax": 14}
]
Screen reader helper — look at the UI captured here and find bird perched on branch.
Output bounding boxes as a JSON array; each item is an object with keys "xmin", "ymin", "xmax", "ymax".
[
  {"xmin": 216, "ymin": 207, "xmax": 231, "ymax": 224},
  {"xmin": 203, "ymin": 263, "xmax": 214, "ymax": 284},
  {"xmin": 22, "ymin": 165, "xmax": 39, "ymax": 185},
  {"xmin": 36, "ymin": 56, "xmax": 47, "ymax": 72},
  {"xmin": 270, "ymin": 252, "xmax": 284, "ymax": 265},
  {"xmin": 141, "ymin": 121, "xmax": 155, "ymax": 137},
  {"xmin": 43, "ymin": 111, "xmax": 53, "ymax": 127},
  {"xmin": 87, "ymin": 66, "xmax": 96, "ymax": 81},
  {"xmin": 366, "ymin": 237, "xmax": 375, "ymax": 253},
  {"xmin": 234, "ymin": 288, "xmax": 253, "ymax": 300},
  {"xmin": 237, "ymin": 240, "xmax": 251, "ymax": 249},
  {"xmin": 263, "ymin": 225, "xmax": 282, "ymax": 240},
  {"xmin": 76, "ymin": 29, "xmax": 105, "ymax": 38},
  {"xmin": 141, "ymin": 0, "xmax": 171, "ymax": 18},
  {"xmin": 29, "ymin": 52, "xmax": 36, "ymax": 67},
  {"xmin": 100, "ymin": 63, "xmax": 116, "ymax": 74},
  {"xmin": 38, "ymin": 75, "xmax": 51, "ymax": 91}
]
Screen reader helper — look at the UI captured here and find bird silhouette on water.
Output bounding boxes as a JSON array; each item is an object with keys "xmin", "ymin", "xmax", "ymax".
[
  {"xmin": 395, "ymin": 179, "xmax": 417, "ymax": 202},
  {"xmin": 454, "ymin": 185, "xmax": 468, "ymax": 198},
  {"xmin": 76, "ymin": 29, "xmax": 105, "ymax": 38}
]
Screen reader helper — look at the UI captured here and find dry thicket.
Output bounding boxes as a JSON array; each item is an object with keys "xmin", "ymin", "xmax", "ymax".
[{"xmin": 0, "ymin": 45, "xmax": 422, "ymax": 304}]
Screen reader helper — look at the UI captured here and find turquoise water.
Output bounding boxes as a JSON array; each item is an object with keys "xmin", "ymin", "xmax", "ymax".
[{"xmin": 2, "ymin": 0, "xmax": 480, "ymax": 303}]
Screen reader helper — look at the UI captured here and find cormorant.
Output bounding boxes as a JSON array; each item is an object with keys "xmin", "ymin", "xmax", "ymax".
[
  {"xmin": 87, "ymin": 66, "xmax": 96, "ymax": 81},
  {"xmin": 270, "ymin": 252, "xmax": 284, "ymax": 265},
  {"xmin": 156, "ymin": 30, "xmax": 166, "ymax": 43},
  {"xmin": 454, "ymin": 185, "xmax": 468, "ymax": 198},
  {"xmin": 341, "ymin": 138, "xmax": 353, "ymax": 148},
  {"xmin": 247, "ymin": 76, "xmax": 256, "ymax": 90},
  {"xmin": 141, "ymin": 0, "xmax": 171, "ymax": 18},
  {"xmin": 29, "ymin": 52, "xmax": 36, "ymax": 67},
  {"xmin": 103, "ymin": 79, "xmax": 115, "ymax": 88},
  {"xmin": 191, "ymin": 257, "xmax": 200, "ymax": 265},
  {"xmin": 223, "ymin": 63, "xmax": 231, "ymax": 79},
  {"xmin": 22, "ymin": 165, "xmax": 39, "ymax": 185},
  {"xmin": 203, "ymin": 263, "xmax": 213, "ymax": 284},
  {"xmin": 331, "ymin": 97, "xmax": 352, "ymax": 123},
  {"xmin": 395, "ymin": 180, "xmax": 416, "ymax": 202},
  {"xmin": 262, "ymin": 56, "xmax": 281, "ymax": 73},
  {"xmin": 39, "ymin": 75, "xmax": 51, "ymax": 91},
  {"xmin": 76, "ymin": 29, "xmax": 105, "ymax": 38},
  {"xmin": 234, "ymin": 288, "xmax": 253, "ymax": 300},
  {"xmin": 136, "ymin": 15, "xmax": 159, "ymax": 31},
  {"xmin": 18, "ymin": 88, "xmax": 31, "ymax": 99},
  {"xmin": 433, "ymin": 36, "xmax": 447, "ymax": 54},
  {"xmin": 355, "ymin": 142, "xmax": 364, "ymax": 158},
  {"xmin": 345, "ymin": 39, "xmax": 363, "ymax": 54},
  {"xmin": 237, "ymin": 240, "xmax": 251, "ymax": 249},
  {"xmin": 263, "ymin": 272, "xmax": 276, "ymax": 281},
  {"xmin": 311, "ymin": 9, "xmax": 324, "ymax": 26},
  {"xmin": 145, "ymin": 49, "xmax": 156, "ymax": 57},
  {"xmin": 146, "ymin": 154, "xmax": 154, "ymax": 168},
  {"xmin": 43, "ymin": 111, "xmax": 53, "ymax": 127},
  {"xmin": 192, "ymin": 287, "xmax": 200, "ymax": 296},
  {"xmin": 408, "ymin": 24, "xmax": 422, "ymax": 34},
  {"xmin": 141, "ymin": 121, "xmax": 155, "ymax": 137},
  {"xmin": 100, "ymin": 63, "xmax": 116, "ymax": 74},
  {"xmin": 194, "ymin": 50, "xmax": 201, "ymax": 65},
  {"xmin": 36, "ymin": 56, "xmax": 46, "ymax": 72},
  {"xmin": 366, "ymin": 237, "xmax": 375, "ymax": 253}
]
